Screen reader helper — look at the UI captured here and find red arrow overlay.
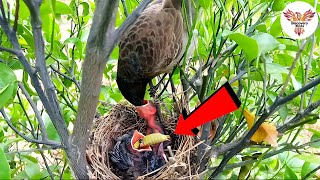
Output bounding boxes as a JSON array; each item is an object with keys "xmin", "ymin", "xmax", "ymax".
[{"xmin": 174, "ymin": 82, "xmax": 241, "ymax": 136}]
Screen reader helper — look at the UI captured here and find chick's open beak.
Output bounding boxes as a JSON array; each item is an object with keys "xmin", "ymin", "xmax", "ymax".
[{"xmin": 131, "ymin": 130, "xmax": 152, "ymax": 152}]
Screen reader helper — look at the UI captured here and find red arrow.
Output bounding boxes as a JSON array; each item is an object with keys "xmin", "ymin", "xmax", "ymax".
[{"xmin": 174, "ymin": 82, "xmax": 241, "ymax": 136}]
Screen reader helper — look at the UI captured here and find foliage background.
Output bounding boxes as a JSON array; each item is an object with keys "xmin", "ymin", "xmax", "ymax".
[{"xmin": 0, "ymin": 0, "xmax": 319, "ymax": 179}]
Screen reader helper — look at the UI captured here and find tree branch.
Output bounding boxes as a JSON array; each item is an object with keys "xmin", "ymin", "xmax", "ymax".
[
  {"xmin": 209, "ymin": 138, "xmax": 320, "ymax": 172},
  {"xmin": 277, "ymin": 100, "xmax": 320, "ymax": 133},
  {"xmin": 23, "ymin": 0, "xmax": 70, "ymax": 145},
  {"xmin": 209, "ymin": 77, "xmax": 320, "ymax": 178},
  {"xmin": 0, "ymin": 46, "xmax": 18, "ymax": 54},
  {"xmin": 70, "ymin": 0, "xmax": 152, "ymax": 178}
]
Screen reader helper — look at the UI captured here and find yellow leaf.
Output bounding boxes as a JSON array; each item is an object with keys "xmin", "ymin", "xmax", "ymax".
[
  {"xmin": 240, "ymin": 106, "xmax": 255, "ymax": 128},
  {"xmin": 251, "ymin": 123, "xmax": 278, "ymax": 147},
  {"xmin": 240, "ymin": 107, "xmax": 279, "ymax": 147}
]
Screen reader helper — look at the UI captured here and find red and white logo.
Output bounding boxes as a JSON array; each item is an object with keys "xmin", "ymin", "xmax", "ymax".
[{"xmin": 281, "ymin": 1, "xmax": 318, "ymax": 39}]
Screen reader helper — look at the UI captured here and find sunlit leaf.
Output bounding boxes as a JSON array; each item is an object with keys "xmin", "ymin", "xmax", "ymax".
[
  {"xmin": 270, "ymin": 17, "xmax": 281, "ymax": 37},
  {"xmin": 0, "ymin": 148, "xmax": 10, "ymax": 180},
  {"xmin": 0, "ymin": 63, "xmax": 18, "ymax": 109},
  {"xmin": 272, "ymin": 0, "xmax": 285, "ymax": 11},
  {"xmin": 265, "ymin": 63, "xmax": 288, "ymax": 74},
  {"xmin": 222, "ymin": 30, "xmax": 259, "ymax": 61},
  {"xmin": 252, "ymin": 33, "xmax": 280, "ymax": 55},
  {"xmin": 296, "ymin": 153, "xmax": 320, "ymax": 164},
  {"xmin": 301, "ymin": 162, "xmax": 318, "ymax": 179},
  {"xmin": 284, "ymin": 165, "xmax": 298, "ymax": 180},
  {"xmin": 80, "ymin": 2, "xmax": 90, "ymax": 16},
  {"xmin": 25, "ymin": 162, "xmax": 41, "ymax": 179},
  {"xmin": 55, "ymin": 1, "xmax": 73, "ymax": 15}
]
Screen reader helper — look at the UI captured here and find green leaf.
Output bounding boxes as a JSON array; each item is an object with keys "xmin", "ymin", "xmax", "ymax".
[
  {"xmin": 301, "ymin": 162, "xmax": 311, "ymax": 178},
  {"xmin": 265, "ymin": 63, "xmax": 288, "ymax": 74},
  {"xmin": 270, "ymin": 17, "xmax": 281, "ymax": 37},
  {"xmin": 25, "ymin": 162, "xmax": 40, "ymax": 179},
  {"xmin": 310, "ymin": 133, "xmax": 320, "ymax": 148},
  {"xmin": 0, "ymin": 148, "xmax": 11, "ymax": 180},
  {"xmin": 290, "ymin": 75, "xmax": 301, "ymax": 90},
  {"xmin": 63, "ymin": 37, "xmax": 83, "ymax": 52},
  {"xmin": 20, "ymin": 155, "xmax": 41, "ymax": 178},
  {"xmin": 256, "ymin": 24, "xmax": 267, "ymax": 33},
  {"xmin": 44, "ymin": 113, "xmax": 60, "ymax": 141},
  {"xmin": 278, "ymin": 105, "xmax": 288, "ymax": 121},
  {"xmin": 301, "ymin": 162, "xmax": 318, "ymax": 179},
  {"xmin": 0, "ymin": 83, "xmax": 15, "ymax": 109},
  {"xmin": 275, "ymin": 54, "xmax": 294, "ymax": 66},
  {"xmin": 55, "ymin": 1, "xmax": 73, "ymax": 15},
  {"xmin": 296, "ymin": 153, "xmax": 320, "ymax": 164},
  {"xmin": 238, "ymin": 156, "xmax": 255, "ymax": 179},
  {"xmin": 284, "ymin": 165, "xmax": 298, "ymax": 180},
  {"xmin": 272, "ymin": 0, "xmax": 285, "ymax": 11},
  {"xmin": 252, "ymin": 33, "xmax": 280, "ymax": 55},
  {"xmin": 222, "ymin": 30, "xmax": 259, "ymax": 61},
  {"xmin": 80, "ymin": 2, "xmax": 90, "ymax": 16},
  {"xmin": 0, "ymin": 63, "xmax": 18, "ymax": 109},
  {"xmin": 19, "ymin": 0, "xmax": 31, "ymax": 20}
]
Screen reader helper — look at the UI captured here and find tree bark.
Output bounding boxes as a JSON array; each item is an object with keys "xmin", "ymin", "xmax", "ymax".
[{"xmin": 69, "ymin": 0, "xmax": 152, "ymax": 178}]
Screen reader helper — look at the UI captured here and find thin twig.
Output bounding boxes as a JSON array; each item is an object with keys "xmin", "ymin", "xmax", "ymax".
[
  {"xmin": 5, "ymin": 147, "xmax": 56, "ymax": 154},
  {"xmin": 209, "ymin": 77, "xmax": 320, "ymax": 178},
  {"xmin": 0, "ymin": 0, "xmax": 7, "ymax": 20},
  {"xmin": 300, "ymin": 33, "xmax": 316, "ymax": 111},
  {"xmin": 0, "ymin": 109, "xmax": 61, "ymax": 148},
  {"xmin": 18, "ymin": 82, "xmax": 49, "ymax": 140},
  {"xmin": 0, "ymin": 45, "xmax": 18, "ymax": 54},
  {"xmin": 210, "ymin": 138, "xmax": 320, "ymax": 172},
  {"xmin": 277, "ymin": 100, "xmax": 320, "ymax": 133},
  {"xmin": 24, "ymin": 0, "xmax": 70, "ymax": 145},
  {"xmin": 279, "ymin": 40, "xmax": 307, "ymax": 97},
  {"xmin": 13, "ymin": 0, "xmax": 19, "ymax": 31},
  {"xmin": 121, "ymin": 0, "xmax": 129, "ymax": 17},
  {"xmin": 50, "ymin": 65, "xmax": 81, "ymax": 90},
  {"xmin": 16, "ymin": 91, "xmax": 55, "ymax": 180}
]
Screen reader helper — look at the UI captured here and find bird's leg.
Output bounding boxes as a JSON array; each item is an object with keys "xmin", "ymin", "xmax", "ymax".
[{"xmin": 136, "ymin": 101, "xmax": 164, "ymax": 134}]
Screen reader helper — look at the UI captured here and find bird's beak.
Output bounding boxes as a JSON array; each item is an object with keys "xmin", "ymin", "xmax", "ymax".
[
  {"xmin": 135, "ymin": 100, "xmax": 156, "ymax": 120},
  {"xmin": 131, "ymin": 130, "xmax": 152, "ymax": 152}
]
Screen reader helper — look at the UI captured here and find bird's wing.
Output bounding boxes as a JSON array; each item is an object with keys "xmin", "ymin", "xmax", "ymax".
[
  {"xmin": 283, "ymin": 9, "xmax": 298, "ymax": 21},
  {"xmin": 301, "ymin": 9, "xmax": 315, "ymax": 21},
  {"xmin": 117, "ymin": 2, "xmax": 185, "ymax": 80}
]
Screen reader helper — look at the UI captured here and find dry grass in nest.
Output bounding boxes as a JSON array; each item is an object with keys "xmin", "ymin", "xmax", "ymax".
[{"xmin": 86, "ymin": 103, "xmax": 202, "ymax": 179}]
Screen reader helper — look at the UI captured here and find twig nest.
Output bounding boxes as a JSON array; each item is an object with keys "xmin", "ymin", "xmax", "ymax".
[{"xmin": 86, "ymin": 103, "xmax": 201, "ymax": 179}]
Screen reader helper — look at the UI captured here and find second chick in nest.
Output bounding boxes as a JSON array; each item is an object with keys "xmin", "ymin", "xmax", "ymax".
[{"xmin": 110, "ymin": 130, "xmax": 170, "ymax": 179}]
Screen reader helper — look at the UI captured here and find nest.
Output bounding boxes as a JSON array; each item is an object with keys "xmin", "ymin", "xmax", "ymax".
[{"xmin": 86, "ymin": 103, "xmax": 202, "ymax": 179}]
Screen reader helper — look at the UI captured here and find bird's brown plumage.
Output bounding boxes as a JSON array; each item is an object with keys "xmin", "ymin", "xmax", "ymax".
[{"xmin": 117, "ymin": 0, "xmax": 186, "ymax": 106}]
